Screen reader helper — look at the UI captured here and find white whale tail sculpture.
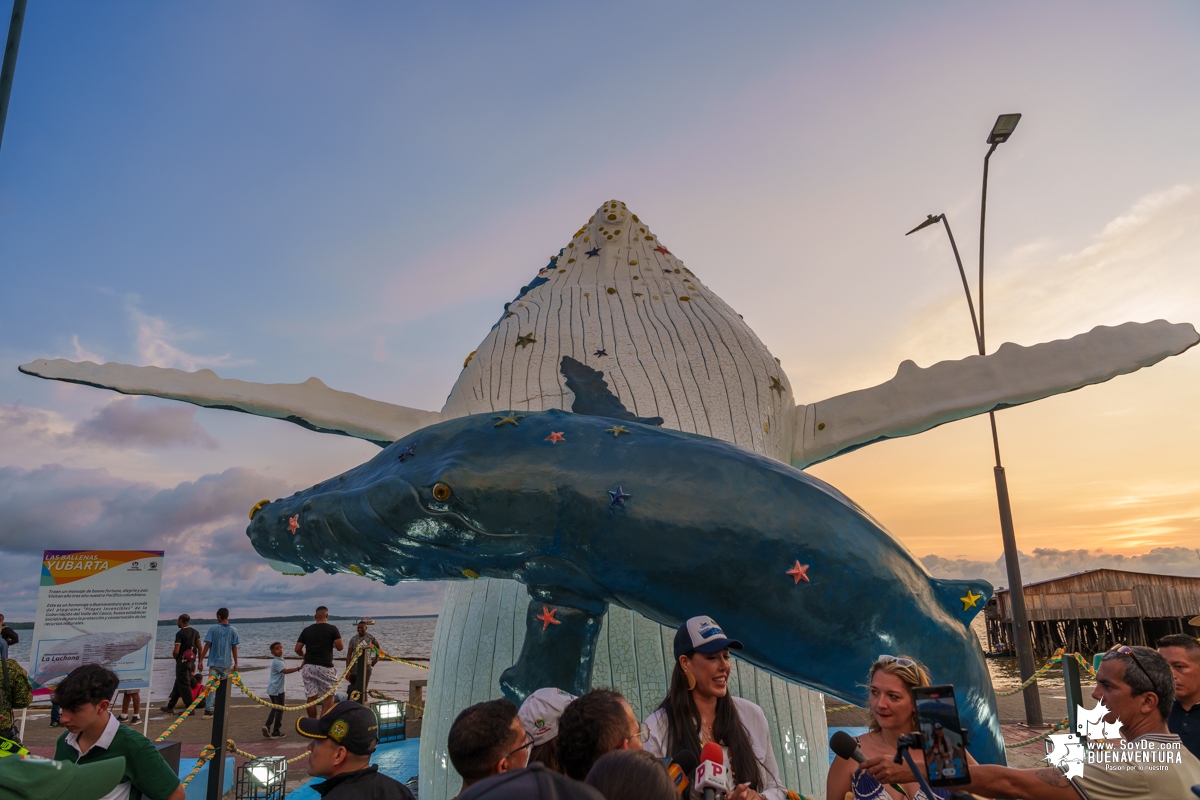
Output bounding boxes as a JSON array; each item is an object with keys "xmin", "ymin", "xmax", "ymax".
[{"xmin": 20, "ymin": 200, "xmax": 1199, "ymax": 798}]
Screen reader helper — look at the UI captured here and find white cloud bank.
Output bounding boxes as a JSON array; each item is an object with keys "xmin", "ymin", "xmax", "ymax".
[{"xmin": 922, "ymin": 546, "xmax": 1200, "ymax": 590}]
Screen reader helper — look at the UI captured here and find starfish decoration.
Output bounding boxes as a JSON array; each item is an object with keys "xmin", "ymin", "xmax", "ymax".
[
  {"xmin": 605, "ymin": 425, "xmax": 630, "ymax": 437},
  {"xmin": 536, "ymin": 606, "xmax": 561, "ymax": 631},
  {"xmin": 961, "ymin": 589, "xmax": 983, "ymax": 610},
  {"xmin": 608, "ymin": 487, "xmax": 632, "ymax": 509},
  {"xmin": 287, "ymin": 515, "xmax": 300, "ymax": 534},
  {"xmin": 786, "ymin": 560, "xmax": 810, "ymax": 584},
  {"xmin": 545, "ymin": 431, "xmax": 565, "ymax": 443},
  {"xmin": 493, "ymin": 412, "xmax": 525, "ymax": 428},
  {"xmin": 397, "ymin": 444, "xmax": 416, "ymax": 462},
  {"xmin": 585, "ymin": 247, "xmax": 601, "ymax": 258},
  {"xmin": 594, "ymin": 348, "xmax": 607, "ymax": 357},
  {"xmin": 662, "ymin": 269, "xmax": 673, "ymax": 274},
  {"xmin": 539, "ymin": 266, "xmax": 553, "ymax": 275},
  {"xmin": 654, "ymin": 245, "xmax": 671, "ymax": 255},
  {"xmin": 769, "ymin": 376, "xmax": 785, "ymax": 395},
  {"xmin": 515, "ymin": 333, "xmax": 537, "ymax": 349}
]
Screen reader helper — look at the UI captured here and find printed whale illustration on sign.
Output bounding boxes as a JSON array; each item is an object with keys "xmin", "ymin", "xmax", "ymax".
[
  {"xmin": 19, "ymin": 200, "xmax": 1200, "ymax": 776},
  {"xmin": 246, "ymin": 356, "xmax": 1005, "ymax": 759}
]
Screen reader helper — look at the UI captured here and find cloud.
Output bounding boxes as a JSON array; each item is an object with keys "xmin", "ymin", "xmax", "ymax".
[
  {"xmin": 0, "ymin": 464, "xmax": 447, "ymax": 620},
  {"xmin": 125, "ymin": 297, "xmax": 249, "ymax": 371},
  {"xmin": 71, "ymin": 335, "xmax": 104, "ymax": 363},
  {"xmin": 922, "ymin": 546, "xmax": 1200, "ymax": 589},
  {"xmin": 74, "ymin": 398, "xmax": 218, "ymax": 449},
  {"xmin": 0, "ymin": 399, "xmax": 217, "ymax": 450}
]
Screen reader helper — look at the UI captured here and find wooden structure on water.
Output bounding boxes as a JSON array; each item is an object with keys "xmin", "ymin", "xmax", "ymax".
[{"xmin": 985, "ymin": 569, "xmax": 1200, "ymax": 657}]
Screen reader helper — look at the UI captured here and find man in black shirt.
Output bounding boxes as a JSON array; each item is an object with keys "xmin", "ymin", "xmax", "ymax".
[
  {"xmin": 0, "ymin": 613, "xmax": 18, "ymax": 647},
  {"xmin": 296, "ymin": 606, "xmax": 343, "ymax": 718},
  {"xmin": 298, "ymin": 700, "xmax": 414, "ymax": 800},
  {"xmin": 1159, "ymin": 632, "xmax": 1200, "ymax": 758},
  {"xmin": 161, "ymin": 614, "xmax": 201, "ymax": 714}
]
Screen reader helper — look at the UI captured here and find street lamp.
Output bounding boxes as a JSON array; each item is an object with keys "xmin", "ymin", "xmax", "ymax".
[{"xmin": 907, "ymin": 112, "xmax": 1043, "ymax": 727}]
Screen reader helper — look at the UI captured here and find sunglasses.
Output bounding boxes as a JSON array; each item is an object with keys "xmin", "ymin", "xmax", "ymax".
[
  {"xmin": 1105, "ymin": 645, "xmax": 1152, "ymax": 685},
  {"xmin": 505, "ymin": 731, "xmax": 534, "ymax": 760},
  {"xmin": 876, "ymin": 655, "xmax": 917, "ymax": 668}
]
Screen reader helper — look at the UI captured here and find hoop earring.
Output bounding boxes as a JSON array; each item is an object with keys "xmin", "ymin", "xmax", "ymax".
[{"xmin": 685, "ymin": 671, "xmax": 696, "ymax": 691}]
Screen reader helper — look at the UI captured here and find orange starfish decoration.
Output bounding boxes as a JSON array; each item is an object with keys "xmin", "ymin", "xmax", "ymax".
[
  {"xmin": 786, "ymin": 560, "xmax": 810, "ymax": 584},
  {"xmin": 287, "ymin": 515, "xmax": 300, "ymax": 534},
  {"xmin": 545, "ymin": 431, "xmax": 566, "ymax": 444},
  {"xmin": 537, "ymin": 606, "xmax": 561, "ymax": 630}
]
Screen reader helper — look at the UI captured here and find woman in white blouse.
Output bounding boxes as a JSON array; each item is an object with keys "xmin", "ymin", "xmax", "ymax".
[{"xmin": 643, "ymin": 616, "xmax": 786, "ymax": 800}]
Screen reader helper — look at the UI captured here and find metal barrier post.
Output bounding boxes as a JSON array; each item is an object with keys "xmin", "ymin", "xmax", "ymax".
[
  {"xmin": 357, "ymin": 650, "xmax": 371, "ymax": 705},
  {"xmin": 207, "ymin": 674, "xmax": 230, "ymax": 800},
  {"xmin": 1062, "ymin": 654, "xmax": 1083, "ymax": 737}
]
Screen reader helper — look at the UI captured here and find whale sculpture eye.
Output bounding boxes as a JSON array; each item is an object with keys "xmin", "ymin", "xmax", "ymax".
[{"xmin": 432, "ymin": 483, "xmax": 452, "ymax": 502}]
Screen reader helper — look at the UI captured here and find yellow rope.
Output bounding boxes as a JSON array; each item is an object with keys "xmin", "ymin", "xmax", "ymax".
[
  {"xmin": 179, "ymin": 745, "xmax": 217, "ymax": 787},
  {"xmin": 373, "ymin": 646, "xmax": 430, "ymax": 670},
  {"xmin": 1005, "ymin": 718, "xmax": 1070, "ymax": 748},
  {"xmin": 155, "ymin": 676, "xmax": 220, "ymax": 742},
  {"xmin": 230, "ymin": 650, "xmax": 364, "ymax": 711},
  {"xmin": 825, "ymin": 704, "xmax": 860, "ymax": 714},
  {"xmin": 226, "ymin": 738, "xmax": 311, "ymax": 765},
  {"xmin": 995, "ymin": 649, "xmax": 1096, "ymax": 697}
]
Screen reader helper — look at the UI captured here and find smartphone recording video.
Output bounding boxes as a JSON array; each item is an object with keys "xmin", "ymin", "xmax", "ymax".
[{"xmin": 911, "ymin": 684, "xmax": 971, "ymax": 787}]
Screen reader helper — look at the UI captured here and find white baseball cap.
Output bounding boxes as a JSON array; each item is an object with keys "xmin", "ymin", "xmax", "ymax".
[
  {"xmin": 518, "ymin": 688, "xmax": 577, "ymax": 746},
  {"xmin": 674, "ymin": 616, "xmax": 744, "ymax": 659}
]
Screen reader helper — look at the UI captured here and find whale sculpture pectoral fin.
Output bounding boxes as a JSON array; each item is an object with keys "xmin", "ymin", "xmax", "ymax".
[
  {"xmin": 499, "ymin": 592, "xmax": 607, "ymax": 705},
  {"xmin": 930, "ymin": 578, "xmax": 994, "ymax": 625},
  {"xmin": 791, "ymin": 320, "xmax": 1200, "ymax": 468},
  {"xmin": 18, "ymin": 359, "xmax": 443, "ymax": 447}
]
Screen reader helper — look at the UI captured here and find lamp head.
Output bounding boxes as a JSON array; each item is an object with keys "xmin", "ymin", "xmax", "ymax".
[
  {"xmin": 906, "ymin": 214, "xmax": 943, "ymax": 236},
  {"xmin": 987, "ymin": 113, "xmax": 1022, "ymax": 144}
]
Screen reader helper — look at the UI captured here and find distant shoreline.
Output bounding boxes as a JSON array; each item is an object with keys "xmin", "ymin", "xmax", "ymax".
[{"xmin": 3, "ymin": 614, "xmax": 438, "ymax": 630}]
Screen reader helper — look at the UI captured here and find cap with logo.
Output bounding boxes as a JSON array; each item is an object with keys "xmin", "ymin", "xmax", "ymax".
[
  {"xmin": 0, "ymin": 755, "xmax": 127, "ymax": 800},
  {"xmin": 673, "ymin": 616, "xmax": 743, "ymax": 659},
  {"xmin": 458, "ymin": 763, "xmax": 604, "ymax": 800},
  {"xmin": 517, "ymin": 688, "xmax": 577, "ymax": 746},
  {"xmin": 296, "ymin": 700, "xmax": 379, "ymax": 756}
]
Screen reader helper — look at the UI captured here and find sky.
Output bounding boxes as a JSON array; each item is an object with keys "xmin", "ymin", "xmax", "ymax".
[{"xmin": 2, "ymin": 2, "xmax": 1199, "ymax": 621}]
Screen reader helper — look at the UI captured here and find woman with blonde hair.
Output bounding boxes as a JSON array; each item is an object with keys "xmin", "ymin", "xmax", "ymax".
[{"xmin": 826, "ymin": 655, "xmax": 980, "ymax": 800}]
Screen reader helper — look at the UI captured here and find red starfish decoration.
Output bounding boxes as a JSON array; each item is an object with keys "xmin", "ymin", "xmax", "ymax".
[
  {"xmin": 654, "ymin": 245, "xmax": 671, "ymax": 255},
  {"xmin": 287, "ymin": 515, "xmax": 300, "ymax": 534},
  {"xmin": 786, "ymin": 560, "xmax": 810, "ymax": 584},
  {"xmin": 545, "ymin": 431, "xmax": 565, "ymax": 443},
  {"xmin": 536, "ymin": 606, "xmax": 561, "ymax": 630}
]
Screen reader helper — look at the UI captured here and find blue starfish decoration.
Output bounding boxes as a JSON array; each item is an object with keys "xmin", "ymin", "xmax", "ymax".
[
  {"xmin": 594, "ymin": 349, "xmax": 607, "ymax": 357},
  {"xmin": 586, "ymin": 247, "xmax": 601, "ymax": 258},
  {"xmin": 397, "ymin": 445, "xmax": 416, "ymax": 462},
  {"xmin": 608, "ymin": 487, "xmax": 632, "ymax": 509}
]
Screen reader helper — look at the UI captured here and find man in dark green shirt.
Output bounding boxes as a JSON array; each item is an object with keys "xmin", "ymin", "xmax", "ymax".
[{"xmin": 52, "ymin": 664, "xmax": 184, "ymax": 800}]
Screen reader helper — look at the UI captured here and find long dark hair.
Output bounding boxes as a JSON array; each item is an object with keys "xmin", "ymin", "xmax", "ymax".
[{"xmin": 658, "ymin": 658, "xmax": 763, "ymax": 791}]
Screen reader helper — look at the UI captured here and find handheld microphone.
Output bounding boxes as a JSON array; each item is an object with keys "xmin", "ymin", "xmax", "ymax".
[
  {"xmin": 696, "ymin": 741, "xmax": 731, "ymax": 800},
  {"xmin": 668, "ymin": 750, "xmax": 698, "ymax": 794},
  {"xmin": 830, "ymin": 731, "xmax": 907, "ymax": 797}
]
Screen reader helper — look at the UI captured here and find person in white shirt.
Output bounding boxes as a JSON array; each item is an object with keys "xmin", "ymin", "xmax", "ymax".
[{"xmin": 643, "ymin": 616, "xmax": 786, "ymax": 800}]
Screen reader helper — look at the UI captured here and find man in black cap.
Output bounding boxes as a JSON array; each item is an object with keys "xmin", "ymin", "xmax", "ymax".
[{"xmin": 297, "ymin": 699, "xmax": 414, "ymax": 799}]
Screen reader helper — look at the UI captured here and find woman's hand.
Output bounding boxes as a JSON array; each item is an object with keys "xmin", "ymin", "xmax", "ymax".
[
  {"xmin": 861, "ymin": 756, "xmax": 915, "ymax": 786},
  {"xmin": 727, "ymin": 783, "xmax": 762, "ymax": 800}
]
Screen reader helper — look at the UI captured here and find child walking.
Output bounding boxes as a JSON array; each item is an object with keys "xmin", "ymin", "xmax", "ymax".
[{"xmin": 263, "ymin": 642, "xmax": 299, "ymax": 738}]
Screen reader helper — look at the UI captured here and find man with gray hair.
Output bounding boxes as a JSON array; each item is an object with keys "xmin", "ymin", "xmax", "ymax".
[
  {"xmin": 1159, "ymin": 633, "xmax": 1200, "ymax": 759},
  {"xmin": 864, "ymin": 644, "xmax": 1200, "ymax": 799}
]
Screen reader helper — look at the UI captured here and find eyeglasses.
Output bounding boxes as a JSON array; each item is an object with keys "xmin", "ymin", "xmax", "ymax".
[
  {"xmin": 1105, "ymin": 645, "xmax": 1152, "ymax": 686},
  {"xmin": 505, "ymin": 731, "xmax": 534, "ymax": 760},
  {"xmin": 627, "ymin": 722, "xmax": 651, "ymax": 744},
  {"xmin": 876, "ymin": 655, "xmax": 917, "ymax": 668}
]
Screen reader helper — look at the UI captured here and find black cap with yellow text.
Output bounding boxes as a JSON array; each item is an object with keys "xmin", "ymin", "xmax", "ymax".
[{"xmin": 296, "ymin": 700, "xmax": 379, "ymax": 756}]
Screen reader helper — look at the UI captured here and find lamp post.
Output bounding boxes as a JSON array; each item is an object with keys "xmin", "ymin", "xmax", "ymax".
[{"xmin": 907, "ymin": 113, "xmax": 1043, "ymax": 726}]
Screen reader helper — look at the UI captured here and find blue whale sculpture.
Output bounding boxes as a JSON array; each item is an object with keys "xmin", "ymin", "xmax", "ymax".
[{"xmin": 247, "ymin": 359, "xmax": 1003, "ymax": 764}]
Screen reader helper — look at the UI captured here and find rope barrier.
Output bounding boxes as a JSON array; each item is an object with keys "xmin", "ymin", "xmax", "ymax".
[
  {"xmin": 230, "ymin": 649, "xmax": 364, "ymax": 711},
  {"xmin": 825, "ymin": 704, "xmax": 860, "ymax": 714},
  {"xmin": 995, "ymin": 649, "xmax": 1096, "ymax": 697},
  {"xmin": 1005, "ymin": 718, "xmax": 1070, "ymax": 749},
  {"xmin": 226, "ymin": 738, "xmax": 311, "ymax": 765},
  {"xmin": 155, "ymin": 676, "xmax": 220, "ymax": 742},
  {"xmin": 179, "ymin": 745, "xmax": 217, "ymax": 787},
  {"xmin": 372, "ymin": 646, "xmax": 430, "ymax": 670}
]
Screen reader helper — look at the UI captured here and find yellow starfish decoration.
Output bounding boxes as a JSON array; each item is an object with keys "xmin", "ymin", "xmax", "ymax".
[
  {"xmin": 961, "ymin": 589, "xmax": 983, "ymax": 610},
  {"xmin": 515, "ymin": 333, "xmax": 537, "ymax": 348},
  {"xmin": 604, "ymin": 425, "xmax": 630, "ymax": 437},
  {"xmin": 493, "ymin": 412, "xmax": 525, "ymax": 427},
  {"xmin": 769, "ymin": 376, "xmax": 785, "ymax": 394}
]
